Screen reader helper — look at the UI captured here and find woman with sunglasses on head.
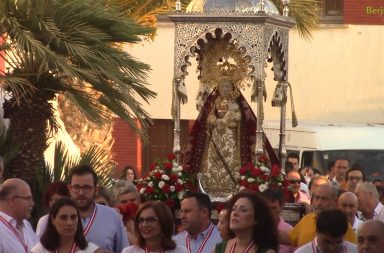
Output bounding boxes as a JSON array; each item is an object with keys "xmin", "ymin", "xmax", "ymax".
[
  {"xmin": 122, "ymin": 201, "xmax": 188, "ymax": 253},
  {"xmin": 214, "ymin": 191, "xmax": 278, "ymax": 253},
  {"xmin": 31, "ymin": 197, "xmax": 101, "ymax": 253}
]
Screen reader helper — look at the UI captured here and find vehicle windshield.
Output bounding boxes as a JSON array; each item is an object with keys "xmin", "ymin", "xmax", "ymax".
[{"xmin": 302, "ymin": 150, "xmax": 384, "ymax": 180}]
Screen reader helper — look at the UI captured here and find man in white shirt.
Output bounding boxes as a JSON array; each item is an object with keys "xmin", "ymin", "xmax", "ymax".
[
  {"xmin": 357, "ymin": 220, "xmax": 384, "ymax": 253},
  {"xmin": 331, "ymin": 158, "xmax": 349, "ymax": 189},
  {"xmin": 0, "ymin": 178, "xmax": 38, "ymax": 252},
  {"xmin": 294, "ymin": 209, "xmax": 357, "ymax": 253},
  {"xmin": 338, "ymin": 192, "xmax": 364, "ymax": 232},
  {"xmin": 173, "ymin": 192, "xmax": 222, "ymax": 253},
  {"xmin": 355, "ymin": 182, "xmax": 384, "ymax": 221}
]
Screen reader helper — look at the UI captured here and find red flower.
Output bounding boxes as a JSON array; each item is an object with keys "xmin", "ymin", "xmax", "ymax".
[
  {"xmin": 136, "ymin": 183, "xmax": 144, "ymax": 191},
  {"xmin": 154, "ymin": 172, "xmax": 162, "ymax": 180},
  {"xmin": 282, "ymin": 179, "xmax": 290, "ymax": 187},
  {"xmin": 146, "ymin": 186, "xmax": 154, "ymax": 194},
  {"xmin": 251, "ymin": 167, "xmax": 262, "ymax": 177},
  {"xmin": 167, "ymin": 154, "xmax": 176, "ymax": 162},
  {"xmin": 271, "ymin": 164, "xmax": 281, "ymax": 177},
  {"xmin": 262, "ymin": 174, "xmax": 270, "ymax": 181},
  {"xmin": 239, "ymin": 180, "xmax": 249, "ymax": 187},
  {"xmin": 164, "ymin": 162, "xmax": 173, "ymax": 170},
  {"xmin": 164, "ymin": 199, "xmax": 175, "ymax": 208},
  {"xmin": 249, "ymin": 183, "xmax": 259, "ymax": 192},
  {"xmin": 177, "ymin": 182, "xmax": 185, "ymax": 191},
  {"xmin": 170, "ymin": 174, "xmax": 178, "ymax": 183},
  {"xmin": 163, "ymin": 184, "xmax": 170, "ymax": 193},
  {"xmin": 239, "ymin": 166, "xmax": 248, "ymax": 175},
  {"xmin": 149, "ymin": 162, "xmax": 157, "ymax": 171}
]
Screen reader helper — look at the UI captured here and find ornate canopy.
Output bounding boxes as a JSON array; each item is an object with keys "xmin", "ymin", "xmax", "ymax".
[{"xmin": 169, "ymin": 0, "xmax": 295, "ymax": 167}]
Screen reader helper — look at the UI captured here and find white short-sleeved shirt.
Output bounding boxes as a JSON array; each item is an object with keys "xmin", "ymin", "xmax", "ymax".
[
  {"xmin": 294, "ymin": 238, "xmax": 358, "ymax": 253},
  {"xmin": 122, "ymin": 245, "xmax": 188, "ymax": 253},
  {"xmin": 31, "ymin": 242, "xmax": 99, "ymax": 253},
  {"xmin": 0, "ymin": 211, "xmax": 39, "ymax": 253}
]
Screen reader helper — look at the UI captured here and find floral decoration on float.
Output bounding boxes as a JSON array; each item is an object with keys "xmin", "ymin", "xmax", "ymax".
[
  {"xmin": 238, "ymin": 154, "xmax": 289, "ymax": 193},
  {"xmin": 136, "ymin": 154, "xmax": 197, "ymax": 208}
]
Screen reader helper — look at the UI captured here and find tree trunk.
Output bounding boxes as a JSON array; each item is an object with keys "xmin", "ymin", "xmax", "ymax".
[{"xmin": 3, "ymin": 88, "xmax": 55, "ymax": 184}]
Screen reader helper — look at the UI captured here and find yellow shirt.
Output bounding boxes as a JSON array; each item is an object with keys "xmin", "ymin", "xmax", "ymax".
[{"xmin": 288, "ymin": 213, "xmax": 357, "ymax": 247}]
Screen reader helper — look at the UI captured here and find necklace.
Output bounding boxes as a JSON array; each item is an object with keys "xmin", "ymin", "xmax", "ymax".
[{"xmin": 229, "ymin": 240, "xmax": 254, "ymax": 253}]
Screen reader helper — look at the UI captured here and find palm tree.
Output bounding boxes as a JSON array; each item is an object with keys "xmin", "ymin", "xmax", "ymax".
[{"xmin": 0, "ymin": 0, "xmax": 156, "ymax": 183}]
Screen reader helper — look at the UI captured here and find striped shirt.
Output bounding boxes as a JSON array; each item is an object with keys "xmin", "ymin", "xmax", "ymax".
[{"xmin": 173, "ymin": 223, "xmax": 222, "ymax": 253}]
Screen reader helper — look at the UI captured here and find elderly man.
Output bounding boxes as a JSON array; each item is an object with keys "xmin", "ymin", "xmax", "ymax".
[
  {"xmin": 280, "ymin": 184, "xmax": 356, "ymax": 247},
  {"xmin": 338, "ymin": 192, "xmax": 363, "ymax": 231},
  {"xmin": 115, "ymin": 182, "xmax": 141, "ymax": 206},
  {"xmin": 355, "ymin": 182, "xmax": 384, "ymax": 221},
  {"xmin": 0, "ymin": 178, "xmax": 38, "ymax": 252},
  {"xmin": 357, "ymin": 220, "xmax": 384, "ymax": 253},
  {"xmin": 345, "ymin": 165, "xmax": 366, "ymax": 193},
  {"xmin": 173, "ymin": 192, "xmax": 222, "ymax": 253},
  {"xmin": 295, "ymin": 209, "xmax": 358, "ymax": 253}
]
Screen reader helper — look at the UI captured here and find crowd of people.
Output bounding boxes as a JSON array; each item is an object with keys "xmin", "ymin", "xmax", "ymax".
[{"xmin": 1, "ymin": 157, "xmax": 384, "ymax": 253}]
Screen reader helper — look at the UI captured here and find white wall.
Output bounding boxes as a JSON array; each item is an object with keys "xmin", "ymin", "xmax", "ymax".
[{"xmin": 128, "ymin": 20, "xmax": 384, "ymax": 124}]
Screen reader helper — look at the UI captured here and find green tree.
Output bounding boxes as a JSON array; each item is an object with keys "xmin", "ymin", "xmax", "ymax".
[{"xmin": 0, "ymin": 0, "xmax": 156, "ymax": 183}]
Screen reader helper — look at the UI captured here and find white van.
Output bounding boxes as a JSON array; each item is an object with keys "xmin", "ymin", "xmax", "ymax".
[{"xmin": 263, "ymin": 120, "xmax": 384, "ymax": 179}]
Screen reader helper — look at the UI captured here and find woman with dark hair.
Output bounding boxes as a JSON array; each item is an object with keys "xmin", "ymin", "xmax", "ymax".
[
  {"xmin": 121, "ymin": 165, "xmax": 137, "ymax": 184},
  {"xmin": 215, "ymin": 191, "xmax": 278, "ymax": 253},
  {"xmin": 121, "ymin": 201, "xmax": 188, "ymax": 253},
  {"xmin": 31, "ymin": 197, "xmax": 100, "ymax": 253},
  {"xmin": 36, "ymin": 181, "xmax": 70, "ymax": 237}
]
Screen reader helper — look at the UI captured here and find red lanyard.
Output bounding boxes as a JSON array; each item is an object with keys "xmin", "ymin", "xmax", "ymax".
[
  {"xmin": 229, "ymin": 240, "xmax": 254, "ymax": 253},
  {"xmin": 145, "ymin": 247, "xmax": 164, "ymax": 253},
  {"xmin": 0, "ymin": 215, "xmax": 28, "ymax": 253},
  {"xmin": 83, "ymin": 205, "xmax": 97, "ymax": 236},
  {"xmin": 186, "ymin": 223, "xmax": 214, "ymax": 253},
  {"xmin": 311, "ymin": 239, "xmax": 346, "ymax": 253}
]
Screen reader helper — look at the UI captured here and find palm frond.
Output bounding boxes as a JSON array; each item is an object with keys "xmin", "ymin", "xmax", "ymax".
[{"xmin": 271, "ymin": 0, "xmax": 319, "ymax": 39}]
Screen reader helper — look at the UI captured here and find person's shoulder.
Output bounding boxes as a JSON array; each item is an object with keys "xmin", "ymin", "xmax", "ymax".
[
  {"xmin": 96, "ymin": 204, "xmax": 120, "ymax": 219},
  {"xmin": 173, "ymin": 230, "xmax": 188, "ymax": 240},
  {"xmin": 345, "ymin": 241, "xmax": 358, "ymax": 253},
  {"xmin": 292, "ymin": 241, "xmax": 312, "ymax": 253},
  {"xmin": 86, "ymin": 242, "xmax": 99, "ymax": 252},
  {"xmin": 170, "ymin": 245, "xmax": 189, "ymax": 253},
  {"xmin": 121, "ymin": 245, "xmax": 142, "ymax": 253},
  {"xmin": 31, "ymin": 242, "xmax": 46, "ymax": 253}
]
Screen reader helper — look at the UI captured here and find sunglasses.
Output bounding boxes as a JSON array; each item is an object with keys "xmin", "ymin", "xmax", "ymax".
[{"xmin": 289, "ymin": 179, "xmax": 301, "ymax": 184}]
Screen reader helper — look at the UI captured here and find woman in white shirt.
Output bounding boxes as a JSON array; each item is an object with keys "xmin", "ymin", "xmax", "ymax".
[
  {"xmin": 121, "ymin": 201, "xmax": 188, "ymax": 253},
  {"xmin": 31, "ymin": 197, "xmax": 100, "ymax": 253}
]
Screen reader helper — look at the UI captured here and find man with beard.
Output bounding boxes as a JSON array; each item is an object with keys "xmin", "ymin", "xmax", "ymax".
[
  {"xmin": 0, "ymin": 178, "xmax": 38, "ymax": 252},
  {"xmin": 68, "ymin": 165, "xmax": 128, "ymax": 253}
]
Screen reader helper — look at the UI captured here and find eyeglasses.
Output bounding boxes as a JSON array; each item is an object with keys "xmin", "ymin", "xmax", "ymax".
[
  {"xmin": 13, "ymin": 195, "xmax": 33, "ymax": 201},
  {"xmin": 289, "ymin": 180, "xmax": 301, "ymax": 184},
  {"xmin": 136, "ymin": 216, "xmax": 159, "ymax": 225},
  {"xmin": 70, "ymin": 185, "xmax": 94, "ymax": 193}
]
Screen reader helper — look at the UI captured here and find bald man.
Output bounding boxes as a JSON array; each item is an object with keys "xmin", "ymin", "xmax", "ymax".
[
  {"xmin": 357, "ymin": 220, "xmax": 384, "ymax": 253},
  {"xmin": 0, "ymin": 178, "xmax": 38, "ymax": 252},
  {"xmin": 338, "ymin": 192, "xmax": 363, "ymax": 231},
  {"xmin": 280, "ymin": 184, "xmax": 356, "ymax": 247}
]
